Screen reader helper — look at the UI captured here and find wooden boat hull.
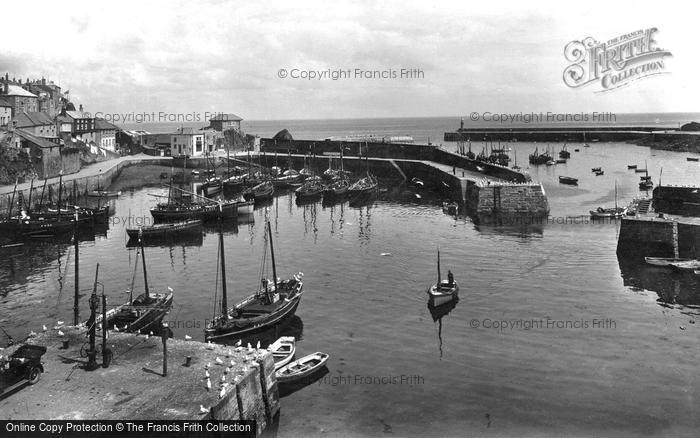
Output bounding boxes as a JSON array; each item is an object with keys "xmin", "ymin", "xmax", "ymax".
[
  {"xmin": 558, "ymin": 177, "xmax": 578, "ymax": 186},
  {"xmin": 150, "ymin": 202, "xmax": 237, "ymax": 223},
  {"xmin": 669, "ymin": 260, "xmax": 700, "ymax": 272},
  {"xmin": 628, "ymin": 165, "xmax": 638, "ymax": 169},
  {"xmin": 427, "ymin": 281, "xmax": 459, "ymax": 307},
  {"xmin": 589, "ymin": 208, "xmax": 626, "ymax": 219},
  {"xmin": 96, "ymin": 292, "xmax": 173, "ymax": 334},
  {"xmin": 645, "ymin": 257, "xmax": 694, "ymax": 267},
  {"xmin": 269, "ymin": 336, "xmax": 296, "ymax": 370},
  {"xmin": 126, "ymin": 220, "xmax": 202, "ymax": 240},
  {"xmin": 87, "ymin": 191, "xmax": 120, "ymax": 198},
  {"xmin": 204, "ymin": 283, "xmax": 303, "ymax": 341},
  {"xmin": 275, "ymin": 352, "xmax": 329, "ymax": 384},
  {"xmin": 688, "ymin": 157, "xmax": 700, "ymax": 162},
  {"xmin": 243, "ymin": 182, "xmax": 274, "ymax": 202}
]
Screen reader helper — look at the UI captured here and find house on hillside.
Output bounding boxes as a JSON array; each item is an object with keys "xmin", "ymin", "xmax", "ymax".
[
  {"xmin": 11, "ymin": 128, "xmax": 80, "ymax": 178},
  {"xmin": 12, "ymin": 111, "xmax": 57, "ymax": 138},
  {"xmin": 171, "ymin": 127, "xmax": 204, "ymax": 157},
  {"xmin": 0, "ymin": 97, "xmax": 11, "ymax": 127},
  {"xmin": 1, "ymin": 83, "xmax": 39, "ymax": 116},
  {"xmin": 142, "ymin": 133, "xmax": 172, "ymax": 156}
]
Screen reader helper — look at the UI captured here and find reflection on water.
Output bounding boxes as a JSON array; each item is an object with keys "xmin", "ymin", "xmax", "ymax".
[
  {"xmin": 618, "ymin": 254, "xmax": 700, "ymax": 308},
  {"xmin": 427, "ymin": 298, "xmax": 459, "ymax": 359}
]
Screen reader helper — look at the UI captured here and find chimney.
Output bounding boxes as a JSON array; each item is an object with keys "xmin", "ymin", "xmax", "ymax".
[
  {"xmin": 3, "ymin": 82, "xmax": 7, "ymax": 94},
  {"xmin": 79, "ymin": 104, "xmax": 83, "ymax": 112}
]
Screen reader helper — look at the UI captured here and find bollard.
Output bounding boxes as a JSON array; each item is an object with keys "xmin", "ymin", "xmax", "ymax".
[
  {"xmin": 185, "ymin": 356, "xmax": 192, "ymax": 367},
  {"xmin": 62, "ymin": 340, "xmax": 70, "ymax": 349}
]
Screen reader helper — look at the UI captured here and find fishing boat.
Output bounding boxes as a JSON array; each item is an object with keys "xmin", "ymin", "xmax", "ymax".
[
  {"xmin": 93, "ymin": 237, "xmax": 173, "ymax": 333},
  {"xmin": 583, "ymin": 132, "xmax": 589, "ymax": 147},
  {"xmin": 201, "ymin": 177, "xmax": 223, "ymax": 197},
  {"xmin": 558, "ymin": 144, "xmax": 571, "ymax": 159},
  {"xmin": 591, "ymin": 167, "xmax": 602, "ymax": 172},
  {"xmin": 590, "ymin": 183, "xmax": 626, "ymax": 218},
  {"xmin": 644, "ymin": 257, "xmax": 695, "ymax": 267},
  {"xmin": 275, "ymin": 352, "xmax": 329, "ymax": 384},
  {"xmin": 347, "ymin": 172, "xmax": 378, "ymax": 197},
  {"xmin": 558, "ymin": 176, "xmax": 578, "ymax": 186},
  {"xmin": 528, "ymin": 147, "xmax": 551, "ymax": 165},
  {"xmin": 556, "ymin": 158, "xmax": 567, "ymax": 164},
  {"xmin": 574, "ymin": 148, "xmax": 580, "ymax": 152},
  {"xmin": 268, "ymin": 336, "xmax": 296, "ymax": 370},
  {"xmin": 595, "ymin": 170, "xmax": 604, "ymax": 176},
  {"xmin": 546, "ymin": 159, "xmax": 556, "ymax": 166},
  {"xmin": 687, "ymin": 157, "xmax": 699, "ymax": 162},
  {"xmin": 669, "ymin": 260, "xmax": 700, "ymax": 272},
  {"xmin": 427, "ymin": 249, "xmax": 459, "ymax": 306},
  {"xmin": 628, "ymin": 165, "xmax": 638, "ymax": 169},
  {"xmin": 204, "ymin": 221, "xmax": 304, "ymax": 341},
  {"xmin": 272, "ymin": 170, "xmax": 303, "ymax": 189},
  {"xmin": 126, "ymin": 219, "xmax": 202, "ymax": 241},
  {"xmin": 635, "ymin": 168, "xmax": 648, "ymax": 173},
  {"xmin": 243, "ymin": 181, "xmax": 274, "ymax": 202},
  {"xmin": 322, "ymin": 178, "xmax": 350, "ymax": 200},
  {"xmin": 295, "ymin": 178, "xmax": 325, "ymax": 202}
]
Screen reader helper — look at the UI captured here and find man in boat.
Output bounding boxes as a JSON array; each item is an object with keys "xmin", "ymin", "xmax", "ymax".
[{"xmin": 447, "ymin": 270, "xmax": 454, "ymax": 288}]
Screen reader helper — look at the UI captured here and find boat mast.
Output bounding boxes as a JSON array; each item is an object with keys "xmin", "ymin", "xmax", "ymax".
[
  {"xmin": 219, "ymin": 221, "xmax": 228, "ymax": 315},
  {"xmin": 437, "ymin": 248, "xmax": 441, "ymax": 284},
  {"xmin": 268, "ymin": 221, "xmax": 278, "ymax": 290},
  {"xmin": 57, "ymin": 172, "xmax": 63, "ymax": 222},
  {"xmin": 140, "ymin": 231, "xmax": 149, "ymax": 297},
  {"xmin": 8, "ymin": 178, "xmax": 17, "ymax": 219},
  {"xmin": 27, "ymin": 178, "xmax": 34, "ymax": 214},
  {"xmin": 38, "ymin": 178, "xmax": 47, "ymax": 211}
]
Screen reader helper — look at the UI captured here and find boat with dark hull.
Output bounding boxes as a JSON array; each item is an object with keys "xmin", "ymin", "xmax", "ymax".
[
  {"xmin": 126, "ymin": 219, "xmax": 202, "ymax": 241},
  {"xmin": 243, "ymin": 181, "xmax": 275, "ymax": 203},
  {"xmin": 204, "ymin": 221, "xmax": 303, "ymax": 341},
  {"xmin": 295, "ymin": 178, "xmax": 325, "ymax": 203},
  {"xmin": 150, "ymin": 201, "xmax": 238, "ymax": 222},
  {"xmin": 558, "ymin": 176, "xmax": 578, "ymax": 186}
]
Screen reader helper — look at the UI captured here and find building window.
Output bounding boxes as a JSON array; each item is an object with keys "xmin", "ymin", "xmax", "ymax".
[{"xmin": 196, "ymin": 137, "xmax": 202, "ymax": 153}]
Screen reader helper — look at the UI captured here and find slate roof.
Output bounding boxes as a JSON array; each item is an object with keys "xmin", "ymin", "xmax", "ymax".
[{"xmin": 12, "ymin": 111, "xmax": 54, "ymax": 127}]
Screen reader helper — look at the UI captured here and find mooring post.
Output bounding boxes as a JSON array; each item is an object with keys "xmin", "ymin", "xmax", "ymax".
[{"xmin": 161, "ymin": 325, "xmax": 168, "ymax": 377}]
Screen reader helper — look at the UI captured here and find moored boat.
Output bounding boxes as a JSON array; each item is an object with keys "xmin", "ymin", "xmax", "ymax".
[
  {"xmin": 268, "ymin": 336, "xmax": 296, "ymax": 370},
  {"xmin": 644, "ymin": 257, "xmax": 695, "ymax": 267},
  {"xmin": 243, "ymin": 181, "xmax": 274, "ymax": 202},
  {"xmin": 628, "ymin": 165, "xmax": 638, "ymax": 169},
  {"xmin": 295, "ymin": 179, "xmax": 325, "ymax": 202},
  {"xmin": 126, "ymin": 219, "xmax": 202, "ymax": 241},
  {"xmin": 669, "ymin": 260, "xmax": 700, "ymax": 272},
  {"xmin": 591, "ymin": 167, "xmax": 602, "ymax": 172},
  {"xmin": 323, "ymin": 178, "xmax": 350, "ymax": 200},
  {"xmin": 427, "ymin": 249, "xmax": 459, "ymax": 306},
  {"xmin": 204, "ymin": 221, "xmax": 304, "ymax": 341},
  {"xmin": 558, "ymin": 176, "xmax": 578, "ymax": 185},
  {"xmin": 688, "ymin": 157, "xmax": 700, "ymax": 162},
  {"xmin": 275, "ymin": 352, "xmax": 329, "ymax": 384}
]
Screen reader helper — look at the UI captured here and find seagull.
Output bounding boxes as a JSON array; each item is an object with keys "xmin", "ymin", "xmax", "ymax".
[
  {"xmin": 58, "ymin": 330, "xmax": 65, "ymax": 336},
  {"xmin": 380, "ymin": 252, "xmax": 392, "ymax": 256},
  {"xmin": 227, "ymin": 349, "xmax": 233, "ymax": 357},
  {"xmin": 145, "ymin": 334, "xmax": 149, "ymax": 339},
  {"xmin": 247, "ymin": 343, "xmax": 252, "ymax": 352},
  {"xmin": 215, "ymin": 357, "xmax": 223, "ymax": 365},
  {"xmin": 224, "ymin": 367, "xmax": 230, "ymax": 375},
  {"xmin": 124, "ymin": 324, "xmax": 128, "ymax": 330},
  {"xmin": 206, "ymin": 378, "xmax": 211, "ymax": 390},
  {"xmin": 199, "ymin": 405, "xmax": 209, "ymax": 414},
  {"xmin": 220, "ymin": 375, "xmax": 226, "ymax": 383},
  {"xmin": 205, "ymin": 362, "xmax": 210, "ymax": 370},
  {"xmin": 219, "ymin": 386, "xmax": 226, "ymax": 399},
  {"xmin": 256, "ymin": 341, "xmax": 260, "ymax": 350},
  {"xmin": 235, "ymin": 339, "xmax": 242, "ymax": 347},
  {"xmin": 184, "ymin": 335, "xmax": 192, "ymax": 340},
  {"xmin": 230, "ymin": 360, "xmax": 235, "ymax": 367},
  {"xmin": 204, "ymin": 370, "xmax": 210, "ymax": 378},
  {"xmin": 149, "ymin": 331, "xmax": 154, "ymax": 336},
  {"xmin": 114, "ymin": 326, "xmax": 119, "ymax": 332},
  {"xmin": 29, "ymin": 331, "xmax": 37, "ymax": 337},
  {"xmin": 415, "ymin": 193, "xmax": 421, "ymax": 199},
  {"xmin": 42, "ymin": 325, "xmax": 47, "ymax": 331},
  {"xmin": 57, "ymin": 320, "xmax": 64, "ymax": 325}
]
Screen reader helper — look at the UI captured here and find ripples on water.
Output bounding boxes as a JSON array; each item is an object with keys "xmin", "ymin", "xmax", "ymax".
[{"xmin": 1, "ymin": 140, "xmax": 699, "ymax": 435}]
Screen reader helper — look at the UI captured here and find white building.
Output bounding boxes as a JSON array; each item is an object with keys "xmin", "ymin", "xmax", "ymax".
[{"xmin": 171, "ymin": 127, "xmax": 205, "ymax": 157}]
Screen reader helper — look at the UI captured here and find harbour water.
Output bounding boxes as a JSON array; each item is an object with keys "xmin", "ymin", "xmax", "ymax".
[{"xmin": 2, "ymin": 117, "xmax": 700, "ymax": 436}]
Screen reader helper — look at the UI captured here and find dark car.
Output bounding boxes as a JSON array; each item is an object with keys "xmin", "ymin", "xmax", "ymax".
[{"xmin": 1, "ymin": 345, "xmax": 47, "ymax": 397}]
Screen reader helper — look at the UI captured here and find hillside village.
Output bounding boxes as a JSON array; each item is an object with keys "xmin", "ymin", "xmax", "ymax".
[{"xmin": 0, "ymin": 74, "xmax": 253, "ymax": 185}]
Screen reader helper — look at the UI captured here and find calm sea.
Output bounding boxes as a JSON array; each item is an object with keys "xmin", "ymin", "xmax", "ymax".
[{"xmin": 1, "ymin": 115, "xmax": 700, "ymax": 437}]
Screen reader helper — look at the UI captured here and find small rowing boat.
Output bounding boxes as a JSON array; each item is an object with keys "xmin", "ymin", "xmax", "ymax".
[
  {"xmin": 669, "ymin": 260, "xmax": 700, "ymax": 272},
  {"xmin": 628, "ymin": 165, "xmax": 638, "ymax": 169},
  {"xmin": 275, "ymin": 352, "xmax": 329, "ymax": 384},
  {"xmin": 427, "ymin": 249, "xmax": 459, "ymax": 306},
  {"xmin": 645, "ymin": 257, "xmax": 695, "ymax": 267},
  {"xmin": 558, "ymin": 176, "xmax": 578, "ymax": 185},
  {"xmin": 269, "ymin": 336, "xmax": 296, "ymax": 370},
  {"xmin": 591, "ymin": 167, "xmax": 602, "ymax": 172},
  {"xmin": 687, "ymin": 157, "xmax": 699, "ymax": 162}
]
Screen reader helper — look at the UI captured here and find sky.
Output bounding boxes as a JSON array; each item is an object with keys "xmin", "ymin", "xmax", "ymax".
[{"xmin": 0, "ymin": 0, "xmax": 696, "ymax": 121}]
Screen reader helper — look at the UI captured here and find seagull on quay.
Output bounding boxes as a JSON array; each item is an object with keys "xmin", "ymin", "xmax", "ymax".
[
  {"xmin": 206, "ymin": 378, "xmax": 211, "ymax": 390},
  {"xmin": 215, "ymin": 357, "xmax": 223, "ymax": 365},
  {"xmin": 256, "ymin": 341, "xmax": 260, "ymax": 350},
  {"xmin": 199, "ymin": 405, "xmax": 210, "ymax": 414},
  {"xmin": 204, "ymin": 370, "xmax": 210, "ymax": 378},
  {"xmin": 57, "ymin": 330, "xmax": 65, "ymax": 336},
  {"xmin": 57, "ymin": 320, "xmax": 64, "ymax": 325},
  {"xmin": 42, "ymin": 325, "xmax": 47, "ymax": 331},
  {"xmin": 114, "ymin": 326, "xmax": 119, "ymax": 332},
  {"xmin": 219, "ymin": 386, "xmax": 226, "ymax": 399},
  {"xmin": 235, "ymin": 339, "xmax": 242, "ymax": 347},
  {"xmin": 185, "ymin": 335, "xmax": 192, "ymax": 340}
]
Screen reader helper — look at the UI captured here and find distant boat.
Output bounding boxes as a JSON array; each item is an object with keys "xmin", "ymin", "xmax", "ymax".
[
  {"xmin": 635, "ymin": 168, "xmax": 647, "ymax": 173},
  {"xmin": 275, "ymin": 352, "xmax": 329, "ymax": 384},
  {"xmin": 87, "ymin": 190, "xmax": 120, "ymax": 198},
  {"xmin": 628, "ymin": 165, "xmax": 638, "ymax": 169},
  {"xmin": 591, "ymin": 167, "xmax": 602, "ymax": 172},
  {"xmin": 558, "ymin": 176, "xmax": 578, "ymax": 185},
  {"xmin": 595, "ymin": 170, "xmax": 604, "ymax": 176},
  {"xmin": 638, "ymin": 164, "xmax": 653, "ymax": 190},
  {"xmin": 269, "ymin": 336, "xmax": 296, "ymax": 370},
  {"xmin": 574, "ymin": 148, "xmax": 580, "ymax": 152},
  {"xmin": 427, "ymin": 249, "xmax": 458, "ymax": 306},
  {"xmin": 295, "ymin": 178, "xmax": 325, "ymax": 202},
  {"xmin": 546, "ymin": 159, "xmax": 555, "ymax": 166},
  {"xmin": 556, "ymin": 158, "xmax": 567, "ymax": 164},
  {"xmin": 688, "ymin": 157, "xmax": 699, "ymax": 162},
  {"xmin": 644, "ymin": 257, "xmax": 695, "ymax": 267}
]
